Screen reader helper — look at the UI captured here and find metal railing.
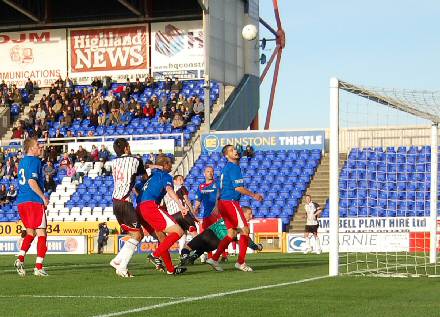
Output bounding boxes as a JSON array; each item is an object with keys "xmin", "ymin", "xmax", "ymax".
[{"xmin": 172, "ymin": 133, "xmax": 202, "ymax": 177}]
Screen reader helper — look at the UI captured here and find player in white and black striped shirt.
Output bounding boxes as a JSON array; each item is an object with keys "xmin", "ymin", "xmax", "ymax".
[{"xmin": 109, "ymin": 138, "xmax": 146, "ymax": 278}]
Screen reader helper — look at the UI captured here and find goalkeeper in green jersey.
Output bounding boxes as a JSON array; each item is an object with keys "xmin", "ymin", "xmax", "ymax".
[{"xmin": 180, "ymin": 206, "xmax": 263, "ymax": 266}]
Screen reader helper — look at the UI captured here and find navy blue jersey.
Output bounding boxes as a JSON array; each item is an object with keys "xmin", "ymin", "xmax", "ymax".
[
  {"xmin": 220, "ymin": 162, "xmax": 244, "ymax": 201},
  {"xmin": 195, "ymin": 180, "xmax": 219, "ymax": 218},
  {"xmin": 140, "ymin": 169, "xmax": 173, "ymax": 204},
  {"xmin": 17, "ymin": 156, "xmax": 44, "ymax": 204}
]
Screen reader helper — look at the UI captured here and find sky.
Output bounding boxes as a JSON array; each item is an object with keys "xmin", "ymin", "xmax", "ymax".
[{"xmin": 258, "ymin": 0, "xmax": 440, "ymax": 130}]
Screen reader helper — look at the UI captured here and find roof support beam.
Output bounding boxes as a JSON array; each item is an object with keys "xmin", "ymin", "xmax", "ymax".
[
  {"xmin": 117, "ymin": 0, "xmax": 142, "ymax": 17},
  {"xmin": 3, "ymin": 0, "xmax": 41, "ymax": 22}
]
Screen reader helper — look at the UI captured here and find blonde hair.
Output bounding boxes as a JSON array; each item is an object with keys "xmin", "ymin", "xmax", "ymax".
[
  {"xmin": 155, "ymin": 155, "xmax": 171, "ymax": 167},
  {"xmin": 23, "ymin": 137, "xmax": 37, "ymax": 154}
]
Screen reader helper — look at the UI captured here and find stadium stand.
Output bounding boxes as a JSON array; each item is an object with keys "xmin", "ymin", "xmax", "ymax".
[
  {"xmin": 185, "ymin": 149, "xmax": 322, "ymax": 228},
  {"xmin": 321, "ymin": 145, "xmax": 433, "ymax": 218}
]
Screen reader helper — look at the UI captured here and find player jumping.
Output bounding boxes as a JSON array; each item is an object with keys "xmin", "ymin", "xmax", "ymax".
[
  {"xmin": 180, "ymin": 206, "xmax": 263, "ymax": 266},
  {"xmin": 206, "ymin": 144, "xmax": 263, "ymax": 272},
  {"xmin": 15, "ymin": 137, "xmax": 50, "ymax": 277},
  {"xmin": 138, "ymin": 155, "xmax": 188, "ymax": 275}
]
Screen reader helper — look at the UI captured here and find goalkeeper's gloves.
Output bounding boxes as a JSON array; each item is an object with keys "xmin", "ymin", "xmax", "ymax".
[{"xmin": 257, "ymin": 243, "xmax": 263, "ymax": 251}]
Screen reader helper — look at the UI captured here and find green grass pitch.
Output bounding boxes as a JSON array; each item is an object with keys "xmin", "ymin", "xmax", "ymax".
[{"xmin": 0, "ymin": 253, "xmax": 439, "ymax": 317}]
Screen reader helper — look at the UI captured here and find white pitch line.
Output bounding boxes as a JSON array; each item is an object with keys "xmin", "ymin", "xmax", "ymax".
[
  {"xmin": 0, "ymin": 295, "xmax": 179, "ymax": 300},
  {"xmin": 91, "ymin": 275, "xmax": 330, "ymax": 317},
  {"xmin": 0, "ymin": 263, "xmax": 118, "ymax": 273}
]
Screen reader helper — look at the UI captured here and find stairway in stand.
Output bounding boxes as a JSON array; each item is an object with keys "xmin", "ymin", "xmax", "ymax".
[{"xmin": 289, "ymin": 152, "xmax": 347, "ymax": 233}]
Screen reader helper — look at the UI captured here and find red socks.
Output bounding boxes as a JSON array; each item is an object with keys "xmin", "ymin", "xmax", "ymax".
[
  {"xmin": 18, "ymin": 235, "xmax": 35, "ymax": 262},
  {"xmin": 237, "ymin": 235, "xmax": 249, "ymax": 264},
  {"xmin": 153, "ymin": 232, "xmax": 180, "ymax": 273},
  {"xmin": 212, "ymin": 235, "xmax": 233, "ymax": 261},
  {"xmin": 36, "ymin": 236, "xmax": 47, "ymax": 270}
]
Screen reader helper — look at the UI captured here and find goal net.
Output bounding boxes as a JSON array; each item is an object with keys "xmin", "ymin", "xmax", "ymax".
[{"xmin": 329, "ymin": 78, "xmax": 440, "ymax": 277}]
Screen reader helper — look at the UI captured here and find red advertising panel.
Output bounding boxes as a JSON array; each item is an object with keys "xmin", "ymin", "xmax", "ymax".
[{"xmin": 68, "ymin": 24, "xmax": 149, "ymax": 84}]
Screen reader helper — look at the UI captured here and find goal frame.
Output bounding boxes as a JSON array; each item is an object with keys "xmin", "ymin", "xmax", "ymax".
[{"xmin": 328, "ymin": 77, "xmax": 438, "ymax": 276}]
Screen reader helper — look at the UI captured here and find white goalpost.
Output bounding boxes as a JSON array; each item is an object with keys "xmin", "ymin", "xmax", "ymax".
[{"xmin": 329, "ymin": 78, "xmax": 440, "ymax": 277}]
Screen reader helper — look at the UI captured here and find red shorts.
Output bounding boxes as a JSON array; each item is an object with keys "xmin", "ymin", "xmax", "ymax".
[
  {"xmin": 135, "ymin": 205, "xmax": 155, "ymax": 236},
  {"xmin": 201, "ymin": 212, "xmax": 221, "ymax": 231},
  {"xmin": 18, "ymin": 202, "xmax": 46, "ymax": 230},
  {"xmin": 218, "ymin": 200, "xmax": 248, "ymax": 230},
  {"xmin": 139, "ymin": 201, "xmax": 177, "ymax": 232}
]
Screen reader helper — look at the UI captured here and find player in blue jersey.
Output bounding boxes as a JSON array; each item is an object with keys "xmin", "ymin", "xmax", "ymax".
[
  {"xmin": 206, "ymin": 144, "xmax": 263, "ymax": 272},
  {"xmin": 14, "ymin": 138, "xmax": 49, "ymax": 277},
  {"xmin": 138, "ymin": 155, "xmax": 188, "ymax": 275},
  {"xmin": 193, "ymin": 166, "xmax": 221, "ymax": 231}
]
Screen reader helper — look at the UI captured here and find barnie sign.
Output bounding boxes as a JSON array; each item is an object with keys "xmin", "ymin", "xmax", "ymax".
[{"xmin": 68, "ymin": 24, "xmax": 149, "ymax": 84}]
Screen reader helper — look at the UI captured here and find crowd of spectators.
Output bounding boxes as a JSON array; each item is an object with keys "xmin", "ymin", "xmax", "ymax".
[{"xmin": 10, "ymin": 75, "xmax": 203, "ymax": 142}]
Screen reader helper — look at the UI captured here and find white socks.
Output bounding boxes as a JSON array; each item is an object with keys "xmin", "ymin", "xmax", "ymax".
[
  {"xmin": 178, "ymin": 235, "xmax": 186, "ymax": 252},
  {"xmin": 117, "ymin": 238, "xmax": 139, "ymax": 271},
  {"xmin": 314, "ymin": 236, "xmax": 321, "ymax": 251}
]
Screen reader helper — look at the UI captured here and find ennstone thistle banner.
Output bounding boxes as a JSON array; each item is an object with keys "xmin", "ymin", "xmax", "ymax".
[
  {"xmin": 68, "ymin": 24, "xmax": 149, "ymax": 85},
  {"xmin": 201, "ymin": 130, "xmax": 325, "ymax": 153},
  {"xmin": 0, "ymin": 29, "xmax": 67, "ymax": 88},
  {"xmin": 151, "ymin": 20, "xmax": 204, "ymax": 80}
]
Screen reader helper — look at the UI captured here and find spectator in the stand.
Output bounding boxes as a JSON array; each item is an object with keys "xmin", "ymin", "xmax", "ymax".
[
  {"xmin": 109, "ymin": 108, "xmax": 121, "ymax": 125},
  {"xmin": 11, "ymin": 127, "xmax": 23, "ymax": 139},
  {"xmin": 171, "ymin": 113, "xmax": 185, "ymax": 129},
  {"xmin": 143, "ymin": 101, "xmax": 156, "ymax": 119},
  {"xmin": 49, "ymin": 83, "xmax": 57, "ymax": 95},
  {"xmin": 91, "ymin": 92, "xmax": 104, "ymax": 112},
  {"xmin": 12, "ymin": 89, "xmax": 22, "ymax": 105},
  {"xmin": 159, "ymin": 106, "xmax": 170, "ymax": 124},
  {"xmin": 44, "ymin": 174, "xmax": 56, "ymax": 195},
  {"xmin": 24, "ymin": 78, "xmax": 34, "ymax": 94},
  {"xmin": 193, "ymin": 97, "xmax": 204, "ymax": 117},
  {"xmin": 55, "ymin": 75, "xmax": 64, "ymax": 87},
  {"xmin": 35, "ymin": 105, "xmax": 46, "ymax": 122},
  {"xmin": 119, "ymin": 108, "xmax": 130, "ymax": 125},
  {"xmin": 164, "ymin": 77, "xmax": 172, "ymax": 92},
  {"xmin": 159, "ymin": 95, "xmax": 169, "ymax": 109},
  {"xmin": 243, "ymin": 145, "xmax": 255, "ymax": 159},
  {"xmin": 33, "ymin": 123, "xmax": 43, "ymax": 138},
  {"xmin": 59, "ymin": 152, "xmax": 72, "ymax": 170},
  {"xmin": 88, "ymin": 108, "xmax": 99, "ymax": 127},
  {"xmin": 98, "ymin": 110, "xmax": 109, "ymax": 126},
  {"xmin": 145, "ymin": 74, "xmax": 154, "ymax": 88},
  {"xmin": 54, "ymin": 129, "xmax": 64, "ymax": 156},
  {"xmin": 0, "ymin": 184, "xmax": 7, "ymax": 206},
  {"xmin": 133, "ymin": 103, "xmax": 144, "ymax": 119},
  {"xmin": 52, "ymin": 99, "xmax": 63, "ymax": 117},
  {"xmin": 5, "ymin": 184, "xmax": 17, "ymax": 203},
  {"xmin": 76, "ymin": 145, "xmax": 88, "ymax": 162},
  {"xmin": 128, "ymin": 97, "xmax": 137, "ymax": 112},
  {"xmin": 0, "ymin": 80, "xmax": 7, "ymax": 90},
  {"xmin": 43, "ymin": 161, "xmax": 56, "ymax": 178},
  {"xmin": 99, "ymin": 145, "xmax": 110, "ymax": 162},
  {"xmin": 33, "ymin": 81, "xmax": 40, "ymax": 91},
  {"xmin": 0, "ymin": 163, "xmax": 4, "ymax": 179},
  {"xmin": 69, "ymin": 149, "xmax": 77, "ymax": 164},
  {"xmin": 169, "ymin": 105, "xmax": 180, "ymax": 120},
  {"xmin": 66, "ymin": 162, "xmax": 77, "ymax": 179},
  {"xmin": 65, "ymin": 76, "xmax": 73, "ymax": 89},
  {"xmin": 235, "ymin": 144, "xmax": 244, "ymax": 158},
  {"xmin": 133, "ymin": 78, "xmax": 144, "ymax": 93},
  {"xmin": 90, "ymin": 145, "xmax": 99, "ymax": 161},
  {"xmin": 48, "ymin": 146, "xmax": 58, "ymax": 163},
  {"xmin": 109, "ymin": 95, "xmax": 120, "ymax": 111},
  {"xmin": 72, "ymin": 159, "xmax": 89, "ymax": 183},
  {"xmin": 185, "ymin": 97, "xmax": 194, "ymax": 112},
  {"xmin": 91, "ymin": 77, "xmax": 103, "ymax": 89},
  {"xmin": 171, "ymin": 77, "xmax": 183, "ymax": 93},
  {"xmin": 182, "ymin": 105, "xmax": 193, "ymax": 123},
  {"xmin": 170, "ymin": 92, "xmax": 178, "ymax": 108},
  {"xmin": 74, "ymin": 104, "xmax": 84, "ymax": 121},
  {"xmin": 4, "ymin": 159, "xmax": 14, "ymax": 179},
  {"xmin": 151, "ymin": 95, "xmax": 159, "ymax": 108},
  {"xmin": 46, "ymin": 106, "xmax": 56, "ymax": 123},
  {"xmin": 147, "ymin": 152, "xmax": 155, "ymax": 164},
  {"xmin": 119, "ymin": 97, "xmax": 129, "ymax": 112},
  {"xmin": 60, "ymin": 110, "xmax": 72, "ymax": 127}
]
